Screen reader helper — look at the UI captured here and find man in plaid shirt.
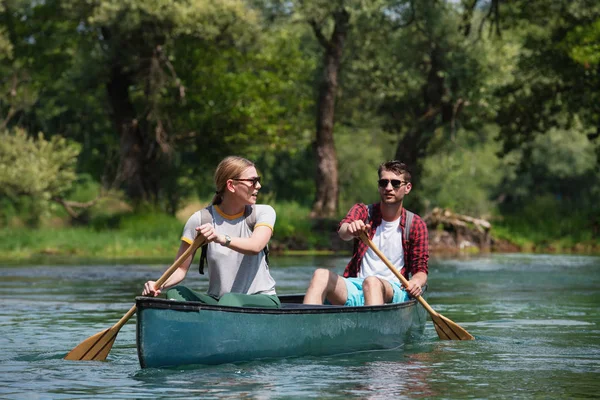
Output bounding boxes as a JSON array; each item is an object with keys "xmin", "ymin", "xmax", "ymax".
[{"xmin": 303, "ymin": 160, "xmax": 428, "ymax": 306}]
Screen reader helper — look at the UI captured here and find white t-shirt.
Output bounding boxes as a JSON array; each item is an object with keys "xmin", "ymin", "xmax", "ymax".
[
  {"xmin": 358, "ymin": 217, "xmax": 404, "ymax": 283},
  {"xmin": 181, "ymin": 204, "xmax": 276, "ymax": 297}
]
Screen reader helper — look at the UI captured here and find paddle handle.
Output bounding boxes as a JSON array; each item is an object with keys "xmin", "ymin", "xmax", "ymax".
[
  {"xmin": 110, "ymin": 235, "xmax": 206, "ymax": 330},
  {"xmin": 359, "ymin": 232, "xmax": 439, "ymax": 316}
]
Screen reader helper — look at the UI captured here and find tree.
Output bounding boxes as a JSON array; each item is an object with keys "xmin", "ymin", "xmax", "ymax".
[
  {"xmin": 2, "ymin": 0, "xmax": 315, "ymax": 213},
  {"xmin": 63, "ymin": 0, "xmax": 262, "ymax": 206},
  {"xmin": 0, "ymin": 0, "xmax": 39, "ymax": 131},
  {"xmin": 373, "ymin": 0, "xmax": 509, "ymax": 191},
  {"xmin": 290, "ymin": 0, "xmax": 403, "ymax": 217},
  {"xmin": 0, "ymin": 128, "xmax": 81, "ymax": 224},
  {"xmin": 288, "ymin": 0, "xmax": 349, "ymax": 218},
  {"xmin": 486, "ymin": 0, "xmax": 600, "ymax": 210}
]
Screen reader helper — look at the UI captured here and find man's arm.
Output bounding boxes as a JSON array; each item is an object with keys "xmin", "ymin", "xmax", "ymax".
[
  {"xmin": 406, "ymin": 271, "xmax": 427, "ymax": 297},
  {"xmin": 338, "ymin": 203, "xmax": 370, "ymax": 241},
  {"xmin": 339, "ymin": 221, "xmax": 371, "ymax": 241}
]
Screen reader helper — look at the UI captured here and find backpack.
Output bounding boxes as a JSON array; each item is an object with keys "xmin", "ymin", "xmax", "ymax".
[
  {"xmin": 367, "ymin": 203, "xmax": 414, "ymax": 242},
  {"xmin": 197, "ymin": 205, "xmax": 270, "ymax": 274}
]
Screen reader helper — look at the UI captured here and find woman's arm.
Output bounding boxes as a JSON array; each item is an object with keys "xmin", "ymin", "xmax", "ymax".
[
  {"xmin": 196, "ymin": 223, "xmax": 272, "ymax": 255},
  {"xmin": 142, "ymin": 241, "xmax": 194, "ymax": 296}
]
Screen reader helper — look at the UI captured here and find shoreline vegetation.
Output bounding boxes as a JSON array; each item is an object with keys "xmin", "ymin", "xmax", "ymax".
[{"xmin": 1, "ymin": 201, "xmax": 598, "ymax": 265}]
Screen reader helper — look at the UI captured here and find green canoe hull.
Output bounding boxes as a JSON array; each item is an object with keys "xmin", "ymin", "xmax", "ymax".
[{"xmin": 136, "ymin": 295, "xmax": 427, "ymax": 368}]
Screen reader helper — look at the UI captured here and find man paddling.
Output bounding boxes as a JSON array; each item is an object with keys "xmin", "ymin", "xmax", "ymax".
[{"xmin": 303, "ymin": 160, "xmax": 429, "ymax": 306}]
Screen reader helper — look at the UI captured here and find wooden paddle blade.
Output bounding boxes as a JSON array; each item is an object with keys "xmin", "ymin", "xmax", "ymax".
[
  {"xmin": 64, "ymin": 327, "xmax": 119, "ymax": 361},
  {"xmin": 430, "ymin": 312, "xmax": 474, "ymax": 340}
]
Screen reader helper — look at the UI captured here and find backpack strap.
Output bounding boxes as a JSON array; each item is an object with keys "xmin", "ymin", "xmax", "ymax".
[
  {"xmin": 404, "ymin": 209, "xmax": 414, "ymax": 242},
  {"xmin": 198, "ymin": 207, "xmax": 214, "ymax": 275},
  {"xmin": 244, "ymin": 204, "xmax": 257, "ymax": 227},
  {"xmin": 198, "ymin": 205, "xmax": 269, "ymax": 275}
]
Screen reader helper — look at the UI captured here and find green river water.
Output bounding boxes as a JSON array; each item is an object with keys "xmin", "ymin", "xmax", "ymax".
[{"xmin": 1, "ymin": 253, "xmax": 598, "ymax": 399}]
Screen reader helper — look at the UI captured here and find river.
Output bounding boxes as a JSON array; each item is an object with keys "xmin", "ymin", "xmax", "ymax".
[{"xmin": 1, "ymin": 253, "xmax": 598, "ymax": 399}]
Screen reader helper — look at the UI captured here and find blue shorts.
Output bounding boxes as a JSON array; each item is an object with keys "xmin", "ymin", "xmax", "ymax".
[{"xmin": 344, "ymin": 277, "xmax": 409, "ymax": 307}]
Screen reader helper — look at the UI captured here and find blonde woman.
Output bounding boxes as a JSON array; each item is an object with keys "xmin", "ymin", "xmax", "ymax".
[{"xmin": 142, "ymin": 156, "xmax": 279, "ymax": 308}]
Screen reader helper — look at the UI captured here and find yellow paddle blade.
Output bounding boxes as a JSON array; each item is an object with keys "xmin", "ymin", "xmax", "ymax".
[
  {"xmin": 64, "ymin": 327, "xmax": 119, "ymax": 361},
  {"xmin": 430, "ymin": 313, "xmax": 474, "ymax": 340}
]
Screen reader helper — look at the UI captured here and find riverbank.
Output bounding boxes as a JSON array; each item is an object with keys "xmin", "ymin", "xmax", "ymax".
[
  {"xmin": 1, "ymin": 224, "xmax": 597, "ymax": 266},
  {"xmin": 2, "ymin": 200, "xmax": 598, "ymax": 264}
]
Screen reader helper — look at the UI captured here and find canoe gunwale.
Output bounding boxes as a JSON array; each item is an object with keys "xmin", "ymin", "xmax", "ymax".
[{"xmin": 135, "ymin": 294, "xmax": 420, "ymax": 315}]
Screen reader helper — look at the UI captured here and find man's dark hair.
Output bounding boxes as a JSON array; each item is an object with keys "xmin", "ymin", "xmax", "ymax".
[{"xmin": 378, "ymin": 160, "xmax": 411, "ymax": 182}]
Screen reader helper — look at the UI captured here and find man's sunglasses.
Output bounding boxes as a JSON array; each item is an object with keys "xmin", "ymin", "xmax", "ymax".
[
  {"xmin": 232, "ymin": 176, "xmax": 261, "ymax": 187},
  {"xmin": 378, "ymin": 179, "xmax": 407, "ymax": 189}
]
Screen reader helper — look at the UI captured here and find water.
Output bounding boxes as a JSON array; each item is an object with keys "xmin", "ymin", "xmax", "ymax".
[{"xmin": 1, "ymin": 253, "xmax": 599, "ymax": 399}]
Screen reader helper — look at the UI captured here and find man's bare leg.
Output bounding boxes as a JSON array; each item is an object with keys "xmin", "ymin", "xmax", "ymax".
[
  {"xmin": 303, "ymin": 269, "xmax": 348, "ymax": 305},
  {"xmin": 363, "ymin": 276, "xmax": 394, "ymax": 305}
]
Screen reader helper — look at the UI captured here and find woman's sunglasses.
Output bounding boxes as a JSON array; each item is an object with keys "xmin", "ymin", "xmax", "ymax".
[
  {"xmin": 232, "ymin": 176, "xmax": 261, "ymax": 187},
  {"xmin": 378, "ymin": 179, "xmax": 407, "ymax": 189}
]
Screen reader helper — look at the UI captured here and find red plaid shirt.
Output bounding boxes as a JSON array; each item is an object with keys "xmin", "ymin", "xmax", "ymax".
[{"xmin": 340, "ymin": 203, "xmax": 429, "ymax": 279}]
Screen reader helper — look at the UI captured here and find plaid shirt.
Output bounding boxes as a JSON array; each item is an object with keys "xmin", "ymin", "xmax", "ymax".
[{"xmin": 340, "ymin": 203, "xmax": 429, "ymax": 279}]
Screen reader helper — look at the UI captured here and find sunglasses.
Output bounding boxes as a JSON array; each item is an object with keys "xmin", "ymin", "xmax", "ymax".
[
  {"xmin": 378, "ymin": 179, "xmax": 407, "ymax": 189},
  {"xmin": 232, "ymin": 176, "xmax": 261, "ymax": 187}
]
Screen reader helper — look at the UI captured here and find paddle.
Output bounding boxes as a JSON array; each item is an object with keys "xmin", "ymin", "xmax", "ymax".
[
  {"xmin": 64, "ymin": 235, "xmax": 206, "ymax": 361},
  {"xmin": 359, "ymin": 232, "xmax": 474, "ymax": 340}
]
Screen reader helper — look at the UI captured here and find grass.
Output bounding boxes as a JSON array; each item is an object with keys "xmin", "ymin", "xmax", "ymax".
[
  {"xmin": 0, "ymin": 201, "xmax": 344, "ymax": 264},
  {"xmin": 0, "ymin": 227, "xmax": 181, "ymax": 264},
  {"xmin": 491, "ymin": 196, "xmax": 599, "ymax": 254},
  {"xmin": 1, "ymin": 199, "xmax": 597, "ymax": 264}
]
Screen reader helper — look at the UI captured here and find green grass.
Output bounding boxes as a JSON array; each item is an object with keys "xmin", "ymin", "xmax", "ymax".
[
  {"xmin": 0, "ymin": 227, "xmax": 181, "ymax": 264},
  {"xmin": 0, "ymin": 201, "xmax": 343, "ymax": 263},
  {"xmin": 1, "ymin": 199, "xmax": 597, "ymax": 264},
  {"xmin": 491, "ymin": 195, "xmax": 598, "ymax": 253}
]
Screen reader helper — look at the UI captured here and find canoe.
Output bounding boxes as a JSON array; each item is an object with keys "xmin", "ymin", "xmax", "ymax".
[{"xmin": 135, "ymin": 294, "xmax": 427, "ymax": 368}]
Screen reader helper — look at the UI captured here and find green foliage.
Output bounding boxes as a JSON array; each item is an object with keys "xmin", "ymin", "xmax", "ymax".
[
  {"xmin": 89, "ymin": 208, "xmax": 182, "ymax": 239},
  {"xmin": 420, "ymin": 127, "xmax": 504, "ymax": 217},
  {"xmin": 66, "ymin": 174, "xmax": 102, "ymax": 203},
  {"xmin": 0, "ymin": 128, "xmax": 81, "ymax": 224},
  {"xmin": 169, "ymin": 25, "xmax": 315, "ymax": 163},
  {"xmin": 0, "ymin": 28, "xmax": 11, "ymax": 60},
  {"xmin": 493, "ymin": 194, "xmax": 597, "ymax": 252},
  {"xmin": 0, "ymin": 0, "xmax": 598, "ymax": 254},
  {"xmin": 261, "ymin": 145, "xmax": 315, "ymax": 207},
  {"xmin": 494, "ymin": 0, "xmax": 600, "ymax": 158},
  {"xmin": 0, "ymin": 226, "xmax": 180, "ymax": 262},
  {"xmin": 118, "ymin": 213, "xmax": 182, "ymax": 239},
  {"xmin": 564, "ymin": 18, "xmax": 600, "ymax": 66},
  {"xmin": 273, "ymin": 201, "xmax": 314, "ymax": 239},
  {"xmin": 499, "ymin": 120, "xmax": 598, "ymax": 205},
  {"xmin": 335, "ymin": 125, "xmax": 388, "ymax": 212}
]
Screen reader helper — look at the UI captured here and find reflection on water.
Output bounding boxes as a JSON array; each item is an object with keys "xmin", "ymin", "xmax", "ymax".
[{"xmin": 0, "ymin": 253, "xmax": 599, "ymax": 398}]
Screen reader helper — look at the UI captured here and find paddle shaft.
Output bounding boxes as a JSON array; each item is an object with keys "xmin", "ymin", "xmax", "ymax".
[
  {"xmin": 156, "ymin": 236, "xmax": 206, "ymax": 289},
  {"xmin": 359, "ymin": 231, "xmax": 474, "ymax": 340},
  {"xmin": 359, "ymin": 232, "xmax": 439, "ymax": 316},
  {"xmin": 113, "ymin": 235, "xmax": 207, "ymax": 329}
]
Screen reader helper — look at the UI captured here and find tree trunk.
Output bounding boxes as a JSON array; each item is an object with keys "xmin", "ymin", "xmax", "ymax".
[
  {"xmin": 394, "ymin": 47, "xmax": 455, "ymax": 184},
  {"xmin": 106, "ymin": 62, "xmax": 151, "ymax": 203},
  {"xmin": 310, "ymin": 9, "xmax": 349, "ymax": 218}
]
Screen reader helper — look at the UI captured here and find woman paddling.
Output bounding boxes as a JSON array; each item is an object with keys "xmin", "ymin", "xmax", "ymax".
[{"xmin": 142, "ymin": 156, "xmax": 279, "ymax": 308}]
